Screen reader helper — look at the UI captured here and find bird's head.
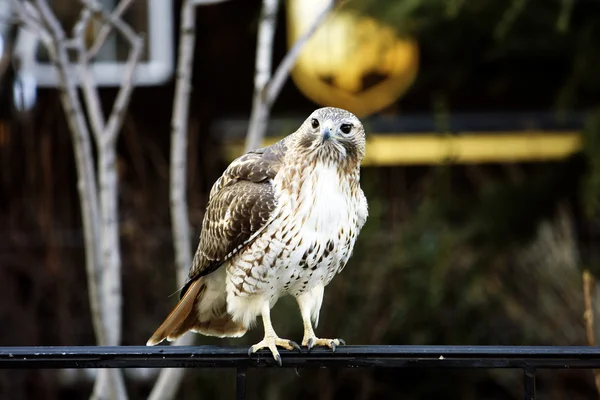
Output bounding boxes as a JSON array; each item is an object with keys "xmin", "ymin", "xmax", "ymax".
[{"xmin": 293, "ymin": 107, "xmax": 366, "ymax": 165}]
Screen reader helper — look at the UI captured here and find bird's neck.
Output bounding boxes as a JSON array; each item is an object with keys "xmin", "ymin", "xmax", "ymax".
[{"xmin": 275, "ymin": 157, "xmax": 360, "ymax": 201}]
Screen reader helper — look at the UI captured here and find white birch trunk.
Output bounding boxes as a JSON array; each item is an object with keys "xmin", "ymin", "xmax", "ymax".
[
  {"xmin": 148, "ymin": 1, "xmax": 231, "ymax": 399},
  {"xmin": 98, "ymin": 140, "xmax": 122, "ymax": 346},
  {"xmin": 147, "ymin": 1, "xmax": 197, "ymax": 399},
  {"xmin": 170, "ymin": 0, "xmax": 195, "ymax": 287},
  {"xmin": 12, "ymin": 1, "xmax": 143, "ymax": 399}
]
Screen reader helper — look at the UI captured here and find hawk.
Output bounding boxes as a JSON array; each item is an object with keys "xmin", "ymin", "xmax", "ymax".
[{"xmin": 147, "ymin": 107, "xmax": 368, "ymax": 364}]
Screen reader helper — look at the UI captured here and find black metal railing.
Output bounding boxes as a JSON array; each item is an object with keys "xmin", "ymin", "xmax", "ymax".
[{"xmin": 2, "ymin": 345, "xmax": 600, "ymax": 400}]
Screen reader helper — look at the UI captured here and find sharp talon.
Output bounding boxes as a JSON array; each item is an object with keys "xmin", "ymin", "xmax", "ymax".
[
  {"xmin": 307, "ymin": 338, "xmax": 314, "ymax": 352},
  {"xmin": 339, "ymin": 339, "xmax": 346, "ymax": 346},
  {"xmin": 250, "ymin": 336, "xmax": 295, "ymax": 365},
  {"xmin": 295, "ymin": 367, "xmax": 301, "ymax": 377},
  {"xmin": 331, "ymin": 341, "xmax": 337, "ymax": 352},
  {"xmin": 289, "ymin": 340, "xmax": 301, "ymax": 352}
]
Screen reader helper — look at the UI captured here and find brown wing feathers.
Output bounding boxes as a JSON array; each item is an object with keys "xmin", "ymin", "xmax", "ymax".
[
  {"xmin": 209, "ymin": 137, "xmax": 287, "ymax": 197},
  {"xmin": 187, "ymin": 180, "xmax": 277, "ymax": 282}
]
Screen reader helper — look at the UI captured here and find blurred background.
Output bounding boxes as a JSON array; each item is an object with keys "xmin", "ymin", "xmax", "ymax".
[{"xmin": 2, "ymin": 0, "xmax": 600, "ymax": 399}]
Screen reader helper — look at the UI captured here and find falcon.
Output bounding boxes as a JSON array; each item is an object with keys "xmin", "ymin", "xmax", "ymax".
[{"xmin": 147, "ymin": 107, "xmax": 369, "ymax": 364}]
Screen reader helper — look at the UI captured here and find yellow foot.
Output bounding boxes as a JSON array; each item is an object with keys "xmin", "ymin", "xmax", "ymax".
[
  {"xmin": 248, "ymin": 336, "xmax": 301, "ymax": 366},
  {"xmin": 302, "ymin": 336, "xmax": 346, "ymax": 352}
]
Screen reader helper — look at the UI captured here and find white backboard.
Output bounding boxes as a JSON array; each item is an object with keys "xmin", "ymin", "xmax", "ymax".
[{"xmin": 13, "ymin": 0, "xmax": 174, "ymax": 87}]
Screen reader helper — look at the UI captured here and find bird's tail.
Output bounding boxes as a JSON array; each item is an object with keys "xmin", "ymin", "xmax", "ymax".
[{"xmin": 146, "ymin": 277, "xmax": 247, "ymax": 346}]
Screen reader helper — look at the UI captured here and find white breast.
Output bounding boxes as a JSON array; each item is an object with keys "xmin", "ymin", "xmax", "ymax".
[
  {"xmin": 298, "ymin": 162, "xmax": 350, "ymax": 235},
  {"xmin": 267, "ymin": 162, "xmax": 356, "ymax": 295}
]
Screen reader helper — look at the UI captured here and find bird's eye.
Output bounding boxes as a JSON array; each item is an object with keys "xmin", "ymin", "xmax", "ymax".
[
  {"xmin": 340, "ymin": 123, "xmax": 353, "ymax": 134},
  {"xmin": 311, "ymin": 118, "xmax": 320, "ymax": 129}
]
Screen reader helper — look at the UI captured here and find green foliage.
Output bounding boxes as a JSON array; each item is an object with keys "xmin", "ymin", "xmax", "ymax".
[
  {"xmin": 471, "ymin": 156, "xmax": 585, "ymax": 247},
  {"xmin": 342, "ymin": 0, "xmax": 600, "ymax": 113},
  {"xmin": 344, "ymin": 0, "xmax": 579, "ymax": 39}
]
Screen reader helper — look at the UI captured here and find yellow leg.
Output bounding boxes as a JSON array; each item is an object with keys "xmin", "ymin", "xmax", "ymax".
[
  {"xmin": 296, "ymin": 291, "xmax": 345, "ymax": 352},
  {"xmin": 248, "ymin": 301, "xmax": 300, "ymax": 366}
]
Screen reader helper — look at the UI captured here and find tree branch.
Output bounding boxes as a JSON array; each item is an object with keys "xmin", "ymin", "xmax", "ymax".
[
  {"xmin": 15, "ymin": 1, "xmax": 127, "ymax": 399},
  {"xmin": 17, "ymin": 0, "xmax": 106, "ymax": 347},
  {"xmin": 86, "ymin": 0, "xmax": 134, "ymax": 60},
  {"xmin": 103, "ymin": 33, "xmax": 143, "ymax": 145},
  {"xmin": 244, "ymin": 0, "xmax": 279, "ymax": 153},
  {"xmin": 264, "ymin": 0, "xmax": 334, "ymax": 108},
  {"xmin": 83, "ymin": 0, "xmax": 140, "ymax": 46},
  {"xmin": 77, "ymin": 0, "xmax": 144, "ymax": 145},
  {"xmin": 14, "ymin": 1, "xmax": 144, "ymax": 399},
  {"xmin": 244, "ymin": 0, "xmax": 334, "ymax": 153},
  {"xmin": 12, "ymin": 1, "xmax": 49, "ymax": 42},
  {"xmin": 73, "ymin": 8, "xmax": 106, "ymax": 141}
]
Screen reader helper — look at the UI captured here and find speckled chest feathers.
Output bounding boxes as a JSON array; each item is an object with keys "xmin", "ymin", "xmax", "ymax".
[{"xmin": 226, "ymin": 155, "xmax": 366, "ymax": 302}]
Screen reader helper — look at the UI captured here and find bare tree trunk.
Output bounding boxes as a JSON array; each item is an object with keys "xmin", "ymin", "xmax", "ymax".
[
  {"xmin": 244, "ymin": 0, "xmax": 334, "ymax": 153},
  {"xmin": 98, "ymin": 141, "xmax": 121, "ymax": 344},
  {"xmin": 148, "ymin": 1, "xmax": 230, "ymax": 399},
  {"xmin": 90, "ymin": 7, "xmax": 143, "ymax": 399},
  {"xmin": 170, "ymin": 0, "xmax": 196, "ymax": 288},
  {"xmin": 146, "ymin": 2, "xmax": 197, "ymax": 399},
  {"xmin": 12, "ymin": 1, "xmax": 143, "ymax": 399},
  {"xmin": 13, "ymin": 0, "xmax": 105, "ymax": 345}
]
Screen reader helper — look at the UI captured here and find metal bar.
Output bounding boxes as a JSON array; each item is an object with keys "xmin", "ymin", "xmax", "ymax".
[
  {"xmin": 236, "ymin": 367, "xmax": 247, "ymax": 400},
  {"xmin": 524, "ymin": 367, "xmax": 536, "ymax": 400},
  {"xmin": 1, "ymin": 345, "xmax": 600, "ymax": 369}
]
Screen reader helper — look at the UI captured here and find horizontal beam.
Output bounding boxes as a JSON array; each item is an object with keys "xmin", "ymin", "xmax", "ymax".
[
  {"xmin": 221, "ymin": 131, "xmax": 582, "ymax": 166},
  {"xmin": 1, "ymin": 345, "xmax": 600, "ymax": 369}
]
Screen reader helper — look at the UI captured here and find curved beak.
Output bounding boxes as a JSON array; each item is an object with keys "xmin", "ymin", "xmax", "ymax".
[{"xmin": 321, "ymin": 121, "xmax": 334, "ymax": 143}]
